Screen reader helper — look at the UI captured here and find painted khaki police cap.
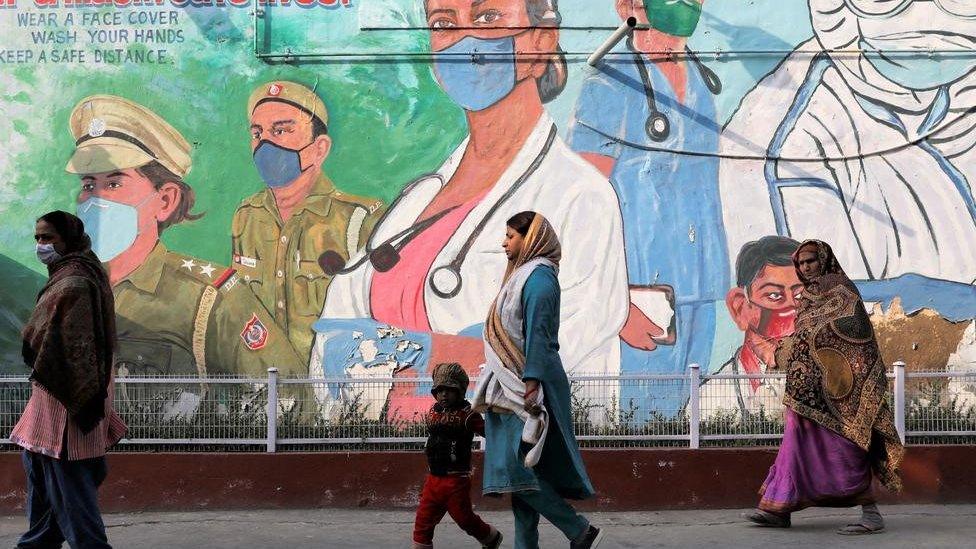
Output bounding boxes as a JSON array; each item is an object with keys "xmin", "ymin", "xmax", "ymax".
[
  {"xmin": 247, "ymin": 81, "xmax": 329, "ymax": 128},
  {"xmin": 66, "ymin": 95, "xmax": 192, "ymax": 178}
]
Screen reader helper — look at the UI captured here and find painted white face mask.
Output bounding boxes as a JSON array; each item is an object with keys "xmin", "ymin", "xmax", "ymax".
[
  {"xmin": 854, "ymin": 0, "xmax": 976, "ymax": 90},
  {"xmin": 76, "ymin": 192, "xmax": 156, "ymax": 262},
  {"xmin": 36, "ymin": 243, "xmax": 61, "ymax": 265}
]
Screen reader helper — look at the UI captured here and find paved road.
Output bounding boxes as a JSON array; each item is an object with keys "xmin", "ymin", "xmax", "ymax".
[{"xmin": 1, "ymin": 504, "xmax": 973, "ymax": 548}]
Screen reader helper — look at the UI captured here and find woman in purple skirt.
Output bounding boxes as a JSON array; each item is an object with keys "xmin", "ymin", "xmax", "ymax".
[{"xmin": 745, "ymin": 240, "xmax": 904, "ymax": 534}]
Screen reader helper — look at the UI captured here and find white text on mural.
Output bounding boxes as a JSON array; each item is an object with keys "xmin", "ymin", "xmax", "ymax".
[
  {"xmin": 2, "ymin": 10, "xmax": 188, "ymax": 64},
  {"xmin": 0, "ymin": 0, "xmax": 354, "ymax": 8}
]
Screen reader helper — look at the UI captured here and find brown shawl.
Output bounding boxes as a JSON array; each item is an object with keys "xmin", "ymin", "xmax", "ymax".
[
  {"xmin": 22, "ymin": 219, "xmax": 116, "ymax": 433},
  {"xmin": 485, "ymin": 213, "xmax": 561, "ymax": 376},
  {"xmin": 775, "ymin": 240, "xmax": 904, "ymax": 491}
]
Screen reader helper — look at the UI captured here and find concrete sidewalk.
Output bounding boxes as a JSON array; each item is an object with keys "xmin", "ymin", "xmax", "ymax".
[{"xmin": 1, "ymin": 504, "xmax": 972, "ymax": 548}]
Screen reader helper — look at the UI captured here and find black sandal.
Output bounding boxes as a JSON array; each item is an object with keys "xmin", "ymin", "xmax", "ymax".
[
  {"xmin": 744, "ymin": 510, "xmax": 791, "ymax": 528},
  {"xmin": 837, "ymin": 523, "xmax": 885, "ymax": 535}
]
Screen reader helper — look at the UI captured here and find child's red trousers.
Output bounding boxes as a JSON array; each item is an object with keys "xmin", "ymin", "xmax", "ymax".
[{"xmin": 413, "ymin": 473, "xmax": 492, "ymax": 545}]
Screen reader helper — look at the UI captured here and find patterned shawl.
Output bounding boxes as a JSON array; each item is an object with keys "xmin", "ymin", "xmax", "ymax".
[
  {"xmin": 485, "ymin": 213, "xmax": 561, "ymax": 376},
  {"xmin": 22, "ymin": 219, "xmax": 116, "ymax": 433},
  {"xmin": 775, "ymin": 240, "xmax": 904, "ymax": 491}
]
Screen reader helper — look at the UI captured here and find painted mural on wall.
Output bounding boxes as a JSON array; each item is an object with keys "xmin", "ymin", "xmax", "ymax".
[{"xmin": 1, "ymin": 0, "xmax": 973, "ymax": 422}]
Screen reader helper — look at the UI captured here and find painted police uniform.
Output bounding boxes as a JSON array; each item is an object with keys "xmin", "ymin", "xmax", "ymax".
[
  {"xmin": 64, "ymin": 94, "xmax": 308, "ymax": 382},
  {"xmin": 113, "ymin": 242, "xmax": 306, "ymax": 377},
  {"xmin": 232, "ymin": 81, "xmax": 384, "ymax": 359}
]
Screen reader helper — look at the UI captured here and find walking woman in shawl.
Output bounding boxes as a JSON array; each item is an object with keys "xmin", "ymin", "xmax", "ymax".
[
  {"xmin": 12, "ymin": 211, "xmax": 126, "ymax": 548},
  {"xmin": 746, "ymin": 240, "xmax": 904, "ymax": 534},
  {"xmin": 473, "ymin": 211, "xmax": 603, "ymax": 549}
]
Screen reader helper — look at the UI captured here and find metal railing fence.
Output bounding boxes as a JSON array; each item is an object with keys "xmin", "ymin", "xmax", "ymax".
[{"xmin": 1, "ymin": 363, "xmax": 973, "ymax": 452}]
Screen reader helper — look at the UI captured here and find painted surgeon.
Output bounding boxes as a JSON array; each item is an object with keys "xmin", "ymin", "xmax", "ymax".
[
  {"xmin": 569, "ymin": 0, "xmax": 729, "ymax": 415},
  {"xmin": 720, "ymin": 0, "xmax": 976, "ymax": 320}
]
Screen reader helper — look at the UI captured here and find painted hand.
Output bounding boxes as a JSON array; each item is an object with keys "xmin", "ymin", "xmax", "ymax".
[{"xmin": 619, "ymin": 302, "xmax": 666, "ymax": 351}]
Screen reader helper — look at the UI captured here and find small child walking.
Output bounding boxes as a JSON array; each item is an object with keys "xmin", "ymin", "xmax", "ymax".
[{"xmin": 413, "ymin": 363, "xmax": 502, "ymax": 549}]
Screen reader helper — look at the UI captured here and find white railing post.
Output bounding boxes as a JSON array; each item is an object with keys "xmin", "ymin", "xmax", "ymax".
[
  {"xmin": 689, "ymin": 364, "xmax": 701, "ymax": 449},
  {"xmin": 893, "ymin": 361, "xmax": 906, "ymax": 444},
  {"xmin": 266, "ymin": 367, "xmax": 279, "ymax": 453}
]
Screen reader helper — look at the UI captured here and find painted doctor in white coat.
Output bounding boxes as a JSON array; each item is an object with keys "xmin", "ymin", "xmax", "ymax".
[
  {"xmin": 310, "ymin": 0, "xmax": 629, "ymax": 421},
  {"xmin": 720, "ymin": 0, "xmax": 976, "ymax": 320}
]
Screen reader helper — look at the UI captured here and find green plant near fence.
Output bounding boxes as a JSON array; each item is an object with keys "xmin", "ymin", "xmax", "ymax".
[
  {"xmin": 904, "ymin": 382, "xmax": 976, "ymax": 445},
  {"xmin": 1, "ymin": 379, "xmax": 975, "ymax": 452}
]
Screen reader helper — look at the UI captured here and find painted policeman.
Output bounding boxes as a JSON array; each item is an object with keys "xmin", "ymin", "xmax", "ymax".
[
  {"xmin": 67, "ymin": 95, "xmax": 306, "ymax": 380},
  {"xmin": 232, "ymin": 81, "xmax": 385, "ymax": 360},
  {"xmin": 568, "ymin": 0, "xmax": 729, "ymax": 413}
]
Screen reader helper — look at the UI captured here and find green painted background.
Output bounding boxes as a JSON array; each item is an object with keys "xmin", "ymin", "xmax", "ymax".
[{"xmin": 0, "ymin": 1, "xmax": 821, "ymax": 373}]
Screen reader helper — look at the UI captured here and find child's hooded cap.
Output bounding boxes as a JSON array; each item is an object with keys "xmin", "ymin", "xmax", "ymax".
[{"xmin": 430, "ymin": 362, "xmax": 469, "ymax": 396}]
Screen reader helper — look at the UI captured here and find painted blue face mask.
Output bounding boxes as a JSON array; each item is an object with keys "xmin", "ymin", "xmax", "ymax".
[
  {"xmin": 253, "ymin": 140, "xmax": 314, "ymax": 189},
  {"xmin": 861, "ymin": 38, "xmax": 975, "ymax": 90},
  {"xmin": 77, "ymin": 194, "xmax": 154, "ymax": 262},
  {"xmin": 433, "ymin": 34, "xmax": 519, "ymax": 112}
]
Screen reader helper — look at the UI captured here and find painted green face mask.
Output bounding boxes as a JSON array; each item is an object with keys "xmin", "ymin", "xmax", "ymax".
[{"xmin": 644, "ymin": 0, "xmax": 702, "ymax": 37}]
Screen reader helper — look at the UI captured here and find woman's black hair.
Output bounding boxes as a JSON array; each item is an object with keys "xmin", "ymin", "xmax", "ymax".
[
  {"xmin": 506, "ymin": 211, "xmax": 537, "ymax": 237},
  {"xmin": 37, "ymin": 210, "xmax": 87, "ymax": 254}
]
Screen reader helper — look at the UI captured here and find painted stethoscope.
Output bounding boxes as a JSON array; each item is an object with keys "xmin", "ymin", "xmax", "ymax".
[
  {"xmin": 630, "ymin": 37, "xmax": 722, "ymax": 142},
  {"xmin": 318, "ymin": 124, "xmax": 558, "ymax": 299},
  {"xmin": 764, "ymin": 52, "xmax": 976, "ymax": 276}
]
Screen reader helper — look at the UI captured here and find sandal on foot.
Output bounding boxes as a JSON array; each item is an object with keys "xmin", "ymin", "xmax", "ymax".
[
  {"xmin": 838, "ymin": 523, "xmax": 885, "ymax": 535},
  {"xmin": 481, "ymin": 529, "xmax": 503, "ymax": 549},
  {"xmin": 744, "ymin": 510, "xmax": 791, "ymax": 528}
]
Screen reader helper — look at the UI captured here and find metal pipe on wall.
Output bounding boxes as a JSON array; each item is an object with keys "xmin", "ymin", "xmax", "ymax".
[{"xmin": 588, "ymin": 16, "xmax": 637, "ymax": 67}]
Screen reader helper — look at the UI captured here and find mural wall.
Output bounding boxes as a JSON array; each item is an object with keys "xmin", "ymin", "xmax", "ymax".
[{"xmin": 2, "ymin": 0, "xmax": 974, "ymax": 422}]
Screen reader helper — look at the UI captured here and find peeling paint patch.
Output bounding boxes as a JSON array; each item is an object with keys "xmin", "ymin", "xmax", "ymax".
[{"xmin": 872, "ymin": 299, "xmax": 971, "ymax": 370}]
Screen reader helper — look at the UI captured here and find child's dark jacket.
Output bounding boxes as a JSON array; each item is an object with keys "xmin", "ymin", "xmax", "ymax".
[{"xmin": 424, "ymin": 400, "xmax": 484, "ymax": 476}]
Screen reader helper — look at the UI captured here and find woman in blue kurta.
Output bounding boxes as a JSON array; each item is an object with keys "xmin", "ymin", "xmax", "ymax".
[{"xmin": 472, "ymin": 211, "xmax": 602, "ymax": 549}]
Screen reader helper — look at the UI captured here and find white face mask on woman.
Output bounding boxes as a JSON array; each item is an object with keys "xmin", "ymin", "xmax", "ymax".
[{"xmin": 36, "ymin": 243, "xmax": 62, "ymax": 265}]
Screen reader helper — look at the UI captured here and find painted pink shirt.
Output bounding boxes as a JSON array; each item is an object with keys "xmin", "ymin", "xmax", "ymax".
[{"xmin": 370, "ymin": 191, "xmax": 490, "ymax": 332}]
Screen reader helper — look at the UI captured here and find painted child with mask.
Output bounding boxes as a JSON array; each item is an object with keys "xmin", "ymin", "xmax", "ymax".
[
  {"xmin": 568, "ymin": 0, "xmax": 729, "ymax": 416},
  {"xmin": 700, "ymin": 236, "xmax": 802, "ymax": 421},
  {"xmin": 232, "ymin": 81, "xmax": 385, "ymax": 360},
  {"xmin": 67, "ymin": 95, "xmax": 307, "ymax": 388},
  {"xmin": 413, "ymin": 363, "xmax": 502, "ymax": 549}
]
